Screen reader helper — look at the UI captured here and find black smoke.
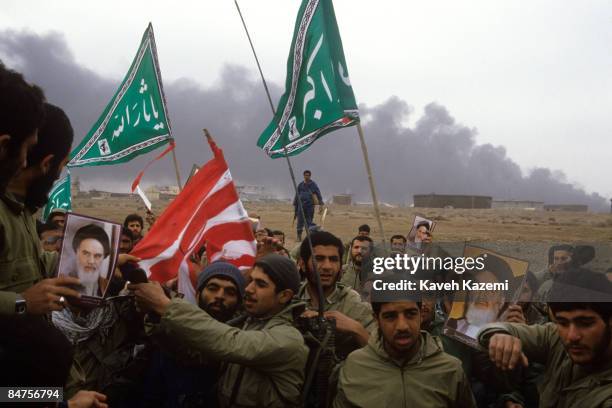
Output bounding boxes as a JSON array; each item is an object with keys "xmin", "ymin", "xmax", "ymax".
[{"xmin": 1, "ymin": 30, "xmax": 607, "ymax": 211}]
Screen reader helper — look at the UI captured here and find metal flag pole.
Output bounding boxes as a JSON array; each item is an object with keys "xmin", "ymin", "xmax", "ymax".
[
  {"xmin": 233, "ymin": 0, "xmax": 326, "ymax": 318},
  {"xmin": 356, "ymin": 122, "xmax": 387, "ymax": 246}
]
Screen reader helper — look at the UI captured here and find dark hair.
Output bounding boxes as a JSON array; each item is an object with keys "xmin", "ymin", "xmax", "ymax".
[
  {"xmin": 464, "ymin": 254, "xmax": 515, "ymax": 298},
  {"xmin": 72, "ymin": 224, "xmax": 111, "ymax": 257},
  {"xmin": 26, "ymin": 103, "xmax": 73, "ymax": 171},
  {"xmin": 38, "ymin": 221, "xmax": 60, "ymax": 238},
  {"xmin": 415, "ymin": 221, "xmax": 430, "ymax": 231},
  {"xmin": 124, "ymin": 213, "xmax": 144, "ymax": 229},
  {"xmin": 0, "ymin": 62, "xmax": 46, "ymax": 152},
  {"xmin": 49, "ymin": 210, "xmax": 66, "ymax": 220},
  {"xmin": 358, "ymin": 224, "xmax": 370, "ymax": 233},
  {"xmin": 548, "ymin": 244, "xmax": 573, "ymax": 265},
  {"xmin": 264, "ymin": 228, "xmax": 274, "ymax": 237},
  {"xmin": 300, "ymin": 230, "xmax": 344, "ymax": 263},
  {"xmin": 372, "ymin": 301, "xmax": 422, "ymax": 316},
  {"xmin": 303, "ymin": 170, "xmax": 311, "ymax": 176},
  {"xmin": 482, "ymin": 254, "xmax": 513, "ymax": 281},
  {"xmin": 548, "ymin": 268, "xmax": 612, "ymax": 321},
  {"xmin": 351, "ymin": 235, "xmax": 374, "ymax": 247},
  {"xmin": 271, "ymin": 230, "xmax": 285, "ymax": 237},
  {"xmin": 120, "ymin": 227, "xmax": 134, "ymax": 241},
  {"xmin": 390, "ymin": 234, "xmax": 407, "ymax": 243}
]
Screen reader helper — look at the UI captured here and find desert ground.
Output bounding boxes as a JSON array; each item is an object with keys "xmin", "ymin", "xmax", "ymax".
[{"xmin": 72, "ymin": 197, "xmax": 612, "ymax": 273}]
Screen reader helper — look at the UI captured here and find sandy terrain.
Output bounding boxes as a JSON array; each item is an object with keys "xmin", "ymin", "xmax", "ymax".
[
  {"xmin": 71, "ymin": 197, "xmax": 612, "ymax": 272},
  {"xmin": 73, "ymin": 198, "xmax": 612, "ymax": 243}
]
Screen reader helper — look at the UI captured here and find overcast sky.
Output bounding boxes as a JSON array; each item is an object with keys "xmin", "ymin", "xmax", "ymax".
[{"xmin": 1, "ymin": 0, "xmax": 611, "ymax": 202}]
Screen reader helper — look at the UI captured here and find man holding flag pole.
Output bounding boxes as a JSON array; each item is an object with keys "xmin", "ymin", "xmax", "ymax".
[
  {"xmin": 234, "ymin": 0, "xmax": 387, "ymax": 405},
  {"xmin": 253, "ymin": 0, "xmax": 387, "ymax": 248}
]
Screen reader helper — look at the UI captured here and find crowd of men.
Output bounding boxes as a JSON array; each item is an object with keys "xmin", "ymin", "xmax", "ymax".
[{"xmin": 1, "ymin": 62, "xmax": 612, "ymax": 408}]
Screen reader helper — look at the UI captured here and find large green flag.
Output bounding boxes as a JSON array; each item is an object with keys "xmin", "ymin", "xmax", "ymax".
[
  {"xmin": 68, "ymin": 23, "xmax": 172, "ymax": 167},
  {"xmin": 257, "ymin": 0, "xmax": 359, "ymax": 158},
  {"xmin": 41, "ymin": 172, "xmax": 71, "ymax": 221}
]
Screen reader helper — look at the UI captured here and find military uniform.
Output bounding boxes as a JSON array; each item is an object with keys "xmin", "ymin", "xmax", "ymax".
[
  {"xmin": 334, "ymin": 331, "xmax": 477, "ymax": 408},
  {"xmin": 298, "ymin": 282, "xmax": 376, "ymax": 360},
  {"xmin": 340, "ymin": 262, "xmax": 362, "ymax": 290},
  {"xmin": 294, "ymin": 180, "xmax": 322, "ymax": 239},
  {"xmin": 479, "ymin": 322, "xmax": 612, "ymax": 408},
  {"xmin": 59, "ymin": 296, "xmax": 147, "ymax": 403},
  {"xmin": 0, "ymin": 192, "xmax": 57, "ymax": 315},
  {"xmin": 151, "ymin": 297, "xmax": 308, "ymax": 408}
]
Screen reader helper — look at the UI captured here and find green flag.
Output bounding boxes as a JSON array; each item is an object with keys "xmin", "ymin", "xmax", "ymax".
[
  {"xmin": 68, "ymin": 23, "xmax": 172, "ymax": 167},
  {"xmin": 41, "ymin": 172, "xmax": 71, "ymax": 221},
  {"xmin": 257, "ymin": 0, "xmax": 359, "ymax": 158}
]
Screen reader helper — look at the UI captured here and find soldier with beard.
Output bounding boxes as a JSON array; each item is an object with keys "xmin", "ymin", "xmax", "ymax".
[
  {"xmin": 0, "ymin": 102, "xmax": 85, "ymax": 391},
  {"xmin": 1, "ymin": 103, "xmax": 82, "ymax": 317},
  {"xmin": 131, "ymin": 254, "xmax": 308, "ymax": 407},
  {"xmin": 479, "ymin": 268, "xmax": 612, "ymax": 408},
  {"xmin": 340, "ymin": 235, "xmax": 373, "ymax": 291},
  {"xmin": 124, "ymin": 213, "xmax": 145, "ymax": 244},
  {"xmin": 0, "ymin": 62, "xmax": 43, "ymax": 195},
  {"xmin": 140, "ymin": 262, "xmax": 246, "ymax": 408}
]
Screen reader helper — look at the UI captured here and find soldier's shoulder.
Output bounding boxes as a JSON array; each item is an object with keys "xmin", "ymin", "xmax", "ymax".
[{"xmin": 343, "ymin": 343, "xmax": 379, "ymax": 369}]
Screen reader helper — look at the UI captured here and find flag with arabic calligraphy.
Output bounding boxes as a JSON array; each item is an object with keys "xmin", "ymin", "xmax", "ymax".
[
  {"xmin": 68, "ymin": 23, "xmax": 172, "ymax": 167},
  {"xmin": 41, "ymin": 172, "xmax": 71, "ymax": 221},
  {"xmin": 257, "ymin": 0, "xmax": 359, "ymax": 158}
]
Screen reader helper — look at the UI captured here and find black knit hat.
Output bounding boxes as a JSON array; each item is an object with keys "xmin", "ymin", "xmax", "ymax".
[{"xmin": 254, "ymin": 254, "xmax": 300, "ymax": 294}]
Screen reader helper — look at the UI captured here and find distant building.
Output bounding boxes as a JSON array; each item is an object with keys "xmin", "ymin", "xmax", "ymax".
[
  {"xmin": 89, "ymin": 190, "xmax": 111, "ymax": 200},
  {"xmin": 544, "ymin": 204, "xmax": 588, "ymax": 212},
  {"xmin": 144, "ymin": 185, "xmax": 179, "ymax": 201},
  {"xmin": 332, "ymin": 194, "xmax": 352, "ymax": 205},
  {"xmin": 236, "ymin": 184, "xmax": 273, "ymax": 201},
  {"xmin": 413, "ymin": 194, "xmax": 492, "ymax": 209},
  {"xmin": 109, "ymin": 192, "xmax": 133, "ymax": 199},
  {"xmin": 492, "ymin": 200, "xmax": 544, "ymax": 210}
]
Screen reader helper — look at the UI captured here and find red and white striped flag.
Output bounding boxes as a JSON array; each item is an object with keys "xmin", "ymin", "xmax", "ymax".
[{"xmin": 131, "ymin": 136, "xmax": 256, "ymax": 302}]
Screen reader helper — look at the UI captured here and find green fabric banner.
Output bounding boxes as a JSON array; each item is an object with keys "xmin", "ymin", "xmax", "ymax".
[
  {"xmin": 68, "ymin": 23, "xmax": 172, "ymax": 167},
  {"xmin": 41, "ymin": 172, "xmax": 71, "ymax": 221},
  {"xmin": 257, "ymin": 0, "xmax": 359, "ymax": 158}
]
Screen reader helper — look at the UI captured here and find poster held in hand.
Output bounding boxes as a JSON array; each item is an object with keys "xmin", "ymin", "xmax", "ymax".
[
  {"xmin": 443, "ymin": 245, "xmax": 529, "ymax": 349},
  {"xmin": 56, "ymin": 213, "xmax": 121, "ymax": 307}
]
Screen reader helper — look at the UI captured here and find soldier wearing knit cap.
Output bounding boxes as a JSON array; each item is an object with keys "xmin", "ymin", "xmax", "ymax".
[
  {"xmin": 253, "ymin": 254, "xmax": 301, "ymax": 295},
  {"xmin": 196, "ymin": 261, "xmax": 246, "ymax": 323},
  {"xmin": 130, "ymin": 252, "xmax": 308, "ymax": 407}
]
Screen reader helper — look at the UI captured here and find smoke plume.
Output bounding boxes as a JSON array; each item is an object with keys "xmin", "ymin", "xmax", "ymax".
[{"xmin": 1, "ymin": 30, "xmax": 607, "ymax": 211}]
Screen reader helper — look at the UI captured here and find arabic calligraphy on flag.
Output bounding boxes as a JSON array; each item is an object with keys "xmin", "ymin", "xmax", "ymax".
[{"xmin": 68, "ymin": 23, "xmax": 172, "ymax": 167}]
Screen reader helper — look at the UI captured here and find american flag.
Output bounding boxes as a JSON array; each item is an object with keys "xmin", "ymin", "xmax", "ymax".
[{"xmin": 131, "ymin": 136, "xmax": 256, "ymax": 302}]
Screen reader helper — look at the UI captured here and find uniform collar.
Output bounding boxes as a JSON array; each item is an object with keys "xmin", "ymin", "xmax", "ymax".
[
  {"xmin": 299, "ymin": 281, "xmax": 340, "ymax": 305},
  {"xmin": 370, "ymin": 331, "xmax": 443, "ymax": 367},
  {"xmin": 1, "ymin": 191, "xmax": 25, "ymax": 214}
]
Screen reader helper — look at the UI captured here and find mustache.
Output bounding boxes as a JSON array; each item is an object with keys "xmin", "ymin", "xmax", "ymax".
[
  {"xmin": 394, "ymin": 331, "xmax": 413, "ymax": 339},
  {"xmin": 206, "ymin": 300, "xmax": 228, "ymax": 311}
]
